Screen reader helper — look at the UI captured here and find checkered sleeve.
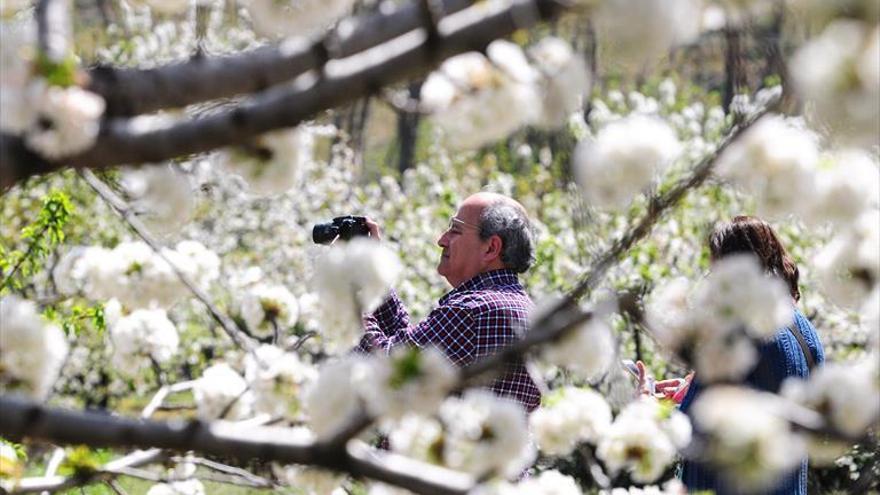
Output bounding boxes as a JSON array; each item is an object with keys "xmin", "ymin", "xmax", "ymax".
[{"xmin": 357, "ymin": 303, "xmax": 477, "ymax": 367}]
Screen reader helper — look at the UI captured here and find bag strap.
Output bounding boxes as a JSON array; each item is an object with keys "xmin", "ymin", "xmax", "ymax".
[{"xmin": 786, "ymin": 325, "xmax": 816, "ymax": 372}]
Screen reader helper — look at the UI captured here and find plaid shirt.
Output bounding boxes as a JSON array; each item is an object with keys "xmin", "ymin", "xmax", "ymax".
[{"xmin": 356, "ymin": 269, "xmax": 541, "ymax": 411}]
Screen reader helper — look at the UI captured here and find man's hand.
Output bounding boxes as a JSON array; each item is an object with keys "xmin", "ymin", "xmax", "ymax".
[{"xmin": 364, "ymin": 217, "xmax": 382, "ymax": 241}]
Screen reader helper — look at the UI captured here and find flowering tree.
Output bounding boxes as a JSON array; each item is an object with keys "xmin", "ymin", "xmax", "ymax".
[{"xmin": 1, "ymin": 0, "xmax": 878, "ymax": 494}]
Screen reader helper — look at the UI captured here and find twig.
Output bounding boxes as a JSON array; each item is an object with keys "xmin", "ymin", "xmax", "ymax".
[
  {"xmin": 35, "ymin": 0, "xmax": 70, "ymax": 63},
  {"xmin": 173, "ymin": 456, "xmax": 274, "ymax": 488},
  {"xmin": 142, "ymin": 381, "xmax": 196, "ymax": 419},
  {"xmin": 105, "ymin": 479, "xmax": 127, "ymax": 495},
  {"xmin": 78, "ymin": 169, "xmax": 255, "ymax": 352}
]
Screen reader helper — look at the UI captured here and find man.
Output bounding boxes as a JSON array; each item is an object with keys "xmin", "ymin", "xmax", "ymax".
[{"xmin": 356, "ymin": 192, "xmax": 541, "ymax": 412}]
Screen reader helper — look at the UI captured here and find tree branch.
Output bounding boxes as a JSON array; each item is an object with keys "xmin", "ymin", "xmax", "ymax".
[
  {"xmin": 86, "ymin": 0, "xmax": 474, "ymax": 117},
  {"xmin": 35, "ymin": 0, "xmax": 70, "ymax": 63},
  {"xmin": 1, "ymin": 0, "xmax": 567, "ymax": 190},
  {"xmin": 0, "ymin": 396, "xmax": 473, "ymax": 495}
]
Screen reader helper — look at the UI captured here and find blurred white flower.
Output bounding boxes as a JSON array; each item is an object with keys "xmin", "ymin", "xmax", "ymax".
[
  {"xmin": 692, "ymin": 386, "xmax": 806, "ymax": 491},
  {"xmin": 808, "ymin": 149, "xmax": 880, "ymax": 224},
  {"xmin": 541, "ymin": 316, "xmax": 615, "ymax": 380},
  {"xmin": 646, "ymin": 277, "xmax": 698, "ymax": 352},
  {"xmin": 528, "ymin": 37, "xmax": 590, "ymax": 128},
  {"xmin": 440, "ymin": 390, "xmax": 534, "ymax": 479},
  {"xmin": 596, "ymin": 398, "xmax": 687, "ymax": 483},
  {"xmin": 221, "ymin": 127, "xmax": 312, "ymax": 196},
  {"xmin": 305, "ymin": 357, "xmax": 367, "ymax": 439},
  {"xmin": 693, "ymin": 254, "xmax": 794, "ymax": 339},
  {"xmin": 25, "ymin": 81, "xmax": 106, "ymax": 159},
  {"xmin": 174, "ymin": 240, "xmax": 221, "ymax": 288},
  {"xmin": 574, "ymin": 115, "xmax": 681, "ymax": 209},
  {"xmin": 313, "ymin": 238, "xmax": 401, "ymax": 349},
  {"xmin": 0, "ymin": 17, "xmax": 36, "ymax": 133},
  {"xmin": 594, "ymin": 0, "xmax": 702, "ymax": 71},
  {"xmin": 193, "ymin": 362, "xmax": 253, "ymax": 420},
  {"xmin": 244, "ymin": 0, "xmax": 355, "ymax": 39},
  {"xmin": 788, "ymin": 0, "xmax": 880, "ymax": 29},
  {"xmin": 244, "ymin": 344, "xmax": 316, "ymax": 418},
  {"xmin": 717, "ymin": 115, "xmax": 819, "ymax": 218},
  {"xmin": 815, "ymin": 210, "xmax": 880, "ymax": 307},
  {"xmin": 360, "ymin": 347, "xmax": 457, "ymax": 419},
  {"xmin": 530, "ymin": 387, "xmax": 612, "ymax": 456},
  {"xmin": 515, "ymin": 470, "xmax": 581, "ymax": 495},
  {"xmin": 421, "ymin": 46, "xmax": 540, "ymax": 150},
  {"xmin": 109, "ymin": 308, "xmax": 179, "ymax": 372},
  {"xmin": 52, "ymin": 246, "xmax": 89, "ymax": 296},
  {"xmin": 240, "ymin": 283, "xmax": 299, "ymax": 337},
  {"xmin": 0, "ymin": 296, "xmax": 69, "ymax": 398},
  {"xmin": 387, "ymin": 413, "xmax": 445, "ymax": 464},
  {"xmin": 790, "ymin": 20, "xmax": 879, "ymax": 147},
  {"xmin": 120, "ymin": 164, "xmax": 195, "ymax": 235},
  {"xmin": 782, "ymin": 358, "xmax": 880, "ymax": 437},
  {"xmin": 691, "ymin": 331, "xmax": 758, "ymax": 383},
  {"xmin": 600, "ymin": 479, "xmax": 687, "ymax": 495},
  {"xmin": 145, "ymin": 479, "xmax": 205, "ymax": 495}
]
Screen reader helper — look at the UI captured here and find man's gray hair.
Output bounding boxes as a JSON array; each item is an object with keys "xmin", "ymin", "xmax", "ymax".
[{"xmin": 478, "ymin": 200, "xmax": 536, "ymax": 273}]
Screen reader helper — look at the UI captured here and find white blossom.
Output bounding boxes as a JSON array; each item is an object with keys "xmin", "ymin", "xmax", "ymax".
[
  {"xmin": 120, "ymin": 164, "xmax": 195, "ymax": 235},
  {"xmin": 574, "ymin": 115, "xmax": 681, "ymax": 209},
  {"xmin": 515, "ymin": 470, "xmax": 581, "ymax": 495},
  {"xmin": 313, "ymin": 239, "xmax": 401, "ymax": 350},
  {"xmin": 193, "ymin": 362, "xmax": 253, "ymax": 420},
  {"xmin": 305, "ymin": 357, "xmax": 367, "ymax": 439},
  {"xmin": 693, "ymin": 254, "xmax": 794, "ymax": 340},
  {"xmin": 808, "ymin": 149, "xmax": 880, "ymax": 224},
  {"xmin": 528, "ymin": 37, "xmax": 590, "ymax": 128},
  {"xmin": 815, "ymin": 210, "xmax": 880, "ymax": 307},
  {"xmin": 600, "ymin": 479, "xmax": 687, "ymax": 495},
  {"xmin": 173, "ymin": 240, "xmax": 221, "ymax": 288},
  {"xmin": 240, "ymin": 283, "xmax": 299, "ymax": 337},
  {"xmin": 244, "ymin": 0, "xmax": 355, "ymax": 39},
  {"xmin": 0, "ymin": 296, "xmax": 69, "ymax": 398},
  {"xmin": 530, "ymin": 387, "xmax": 612, "ymax": 456},
  {"xmin": 782, "ymin": 358, "xmax": 880, "ymax": 437},
  {"xmin": 420, "ymin": 47, "xmax": 540, "ymax": 150},
  {"xmin": 541, "ymin": 317, "xmax": 615, "ymax": 380},
  {"xmin": 596, "ymin": 397, "xmax": 688, "ymax": 483},
  {"xmin": 109, "ymin": 308, "xmax": 179, "ymax": 372},
  {"xmin": 387, "ymin": 413, "xmax": 444, "ymax": 464},
  {"xmin": 0, "ymin": 17, "xmax": 35, "ymax": 133},
  {"xmin": 691, "ymin": 386, "xmax": 806, "ymax": 491},
  {"xmin": 594, "ymin": 0, "xmax": 702, "ymax": 71},
  {"xmin": 221, "ymin": 127, "xmax": 312, "ymax": 196},
  {"xmin": 717, "ymin": 115, "xmax": 819, "ymax": 218},
  {"xmin": 244, "ymin": 344, "xmax": 316, "ymax": 418},
  {"xmin": 790, "ymin": 20, "xmax": 880, "ymax": 146},
  {"xmin": 645, "ymin": 277, "xmax": 698, "ymax": 352},
  {"xmin": 360, "ymin": 347, "xmax": 457, "ymax": 419},
  {"xmin": 439, "ymin": 390, "xmax": 534, "ymax": 479},
  {"xmin": 24, "ymin": 82, "xmax": 106, "ymax": 159}
]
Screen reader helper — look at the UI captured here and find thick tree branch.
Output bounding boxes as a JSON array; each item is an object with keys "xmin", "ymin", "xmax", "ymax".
[
  {"xmin": 0, "ymin": 396, "xmax": 473, "ymax": 495},
  {"xmin": 78, "ymin": 169, "xmax": 256, "ymax": 352},
  {"xmin": 1, "ymin": 0, "xmax": 566, "ymax": 190},
  {"xmin": 87, "ymin": 0, "xmax": 474, "ymax": 117}
]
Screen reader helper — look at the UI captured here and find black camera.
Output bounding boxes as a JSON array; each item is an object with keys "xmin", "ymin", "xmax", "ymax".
[{"xmin": 312, "ymin": 216, "xmax": 370, "ymax": 244}]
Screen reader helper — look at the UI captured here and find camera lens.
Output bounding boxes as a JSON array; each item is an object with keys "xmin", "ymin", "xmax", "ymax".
[{"xmin": 312, "ymin": 223, "xmax": 339, "ymax": 244}]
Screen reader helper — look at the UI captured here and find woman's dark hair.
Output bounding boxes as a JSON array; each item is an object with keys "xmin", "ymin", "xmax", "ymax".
[{"xmin": 709, "ymin": 215, "xmax": 800, "ymax": 301}]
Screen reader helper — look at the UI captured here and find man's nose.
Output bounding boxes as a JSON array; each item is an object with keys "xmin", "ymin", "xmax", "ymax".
[{"xmin": 438, "ymin": 231, "xmax": 449, "ymax": 247}]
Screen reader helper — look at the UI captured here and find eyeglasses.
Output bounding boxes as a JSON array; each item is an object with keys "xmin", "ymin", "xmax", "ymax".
[{"xmin": 447, "ymin": 217, "xmax": 480, "ymax": 232}]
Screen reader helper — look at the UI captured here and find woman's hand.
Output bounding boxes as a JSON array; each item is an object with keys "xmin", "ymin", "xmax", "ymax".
[{"xmin": 636, "ymin": 360, "xmax": 694, "ymax": 404}]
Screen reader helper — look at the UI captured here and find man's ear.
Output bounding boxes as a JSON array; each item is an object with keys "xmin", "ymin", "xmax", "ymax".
[{"xmin": 484, "ymin": 235, "xmax": 503, "ymax": 263}]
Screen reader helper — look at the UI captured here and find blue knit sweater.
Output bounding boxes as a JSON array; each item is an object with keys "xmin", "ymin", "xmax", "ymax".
[{"xmin": 679, "ymin": 309, "xmax": 825, "ymax": 495}]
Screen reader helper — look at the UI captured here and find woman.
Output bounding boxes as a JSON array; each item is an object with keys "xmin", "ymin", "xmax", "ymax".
[{"xmin": 675, "ymin": 216, "xmax": 825, "ymax": 494}]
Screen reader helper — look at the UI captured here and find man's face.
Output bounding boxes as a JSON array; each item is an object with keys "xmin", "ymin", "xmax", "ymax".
[{"xmin": 437, "ymin": 201, "xmax": 489, "ymax": 287}]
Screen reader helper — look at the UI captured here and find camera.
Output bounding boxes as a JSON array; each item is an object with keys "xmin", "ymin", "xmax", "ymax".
[{"xmin": 312, "ymin": 215, "xmax": 370, "ymax": 244}]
